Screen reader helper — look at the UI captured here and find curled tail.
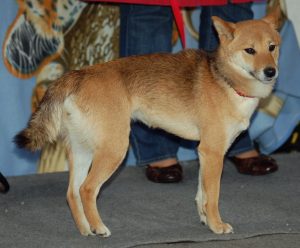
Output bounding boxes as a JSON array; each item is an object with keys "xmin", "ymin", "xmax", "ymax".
[
  {"xmin": 14, "ymin": 70, "xmax": 82, "ymax": 151},
  {"xmin": 14, "ymin": 105, "xmax": 63, "ymax": 151}
]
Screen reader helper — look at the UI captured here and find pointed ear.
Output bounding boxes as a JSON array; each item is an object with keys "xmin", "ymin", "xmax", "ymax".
[
  {"xmin": 212, "ymin": 16, "xmax": 236, "ymax": 41},
  {"xmin": 262, "ymin": 4, "xmax": 282, "ymax": 30}
]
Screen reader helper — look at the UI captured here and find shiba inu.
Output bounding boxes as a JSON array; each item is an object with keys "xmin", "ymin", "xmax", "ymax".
[{"xmin": 15, "ymin": 8, "xmax": 281, "ymax": 237}]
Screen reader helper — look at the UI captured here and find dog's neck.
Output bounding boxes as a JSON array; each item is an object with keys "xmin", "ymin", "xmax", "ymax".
[
  {"xmin": 208, "ymin": 52, "xmax": 256, "ymax": 99},
  {"xmin": 232, "ymin": 88, "xmax": 255, "ymax": 98}
]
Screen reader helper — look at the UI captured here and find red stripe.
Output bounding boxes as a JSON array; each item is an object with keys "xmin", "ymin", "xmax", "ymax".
[{"xmin": 170, "ymin": 0, "xmax": 186, "ymax": 48}]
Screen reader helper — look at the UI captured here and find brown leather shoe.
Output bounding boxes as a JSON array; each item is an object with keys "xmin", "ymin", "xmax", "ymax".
[
  {"xmin": 230, "ymin": 155, "xmax": 278, "ymax": 176},
  {"xmin": 146, "ymin": 163, "xmax": 183, "ymax": 183},
  {"xmin": 0, "ymin": 172, "xmax": 9, "ymax": 193}
]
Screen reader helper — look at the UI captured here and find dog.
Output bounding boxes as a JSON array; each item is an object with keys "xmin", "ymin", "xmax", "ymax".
[{"xmin": 14, "ymin": 8, "xmax": 281, "ymax": 237}]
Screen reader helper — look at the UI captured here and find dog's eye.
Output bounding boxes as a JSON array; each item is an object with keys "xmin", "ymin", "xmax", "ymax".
[
  {"xmin": 244, "ymin": 48, "xmax": 256, "ymax": 55},
  {"xmin": 269, "ymin": 44, "xmax": 276, "ymax": 52}
]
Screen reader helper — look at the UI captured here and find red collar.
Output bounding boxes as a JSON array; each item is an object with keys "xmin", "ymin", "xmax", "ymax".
[{"xmin": 233, "ymin": 88, "xmax": 255, "ymax": 98}]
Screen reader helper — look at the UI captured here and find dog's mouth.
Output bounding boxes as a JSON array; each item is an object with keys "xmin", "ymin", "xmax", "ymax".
[
  {"xmin": 249, "ymin": 70, "xmax": 277, "ymax": 84},
  {"xmin": 264, "ymin": 76, "xmax": 276, "ymax": 82}
]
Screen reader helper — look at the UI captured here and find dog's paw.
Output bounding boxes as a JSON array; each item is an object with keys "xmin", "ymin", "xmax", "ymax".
[
  {"xmin": 210, "ymin": 222, "xmax": 233, "ymax": 234},
  {"xmin": 195, "ymin": 200, "xmax": 207, "ymax": 225},
  {"xmin": 79, "ymin": 227, "xmax": 95, "ymax": 236},
  {"xmin": 78, "ymin": 221, "xmax": 95, "ymax": 236},
  {"xmin": 91, "ymin": 224, "xmax": 111, "ymax": 238},
  {"xmin": 200, "ymin": 212, "xmax": 207, "ymax": 226}
]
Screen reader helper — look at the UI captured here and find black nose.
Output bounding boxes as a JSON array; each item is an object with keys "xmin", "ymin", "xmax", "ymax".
[{"xmin": 264, "ymin": 67, "xmax": 276, "ymax": 78}]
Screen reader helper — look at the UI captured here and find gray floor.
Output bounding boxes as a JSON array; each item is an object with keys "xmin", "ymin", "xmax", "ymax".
[
  {"xmin": 137, "ymin": 234, "xmax": 300, "ymax": 248},
  {"xmin": 0, "ymin": 152, "xmax": 299, "ymax": 248}
]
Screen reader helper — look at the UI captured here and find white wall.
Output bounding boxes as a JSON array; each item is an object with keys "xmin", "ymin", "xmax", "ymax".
[{"xmin": 286, "ymin": 0, "xmax": 300, "ymax": 45}]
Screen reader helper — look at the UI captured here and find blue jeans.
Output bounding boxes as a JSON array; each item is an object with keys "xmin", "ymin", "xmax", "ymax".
[
  {"xmin": 120, "ymin": 5, "xmax": 179, "ymax": 164},
  {"xmin": 120, "ymin": 3, "xmax": 254, "ymax": 164}
]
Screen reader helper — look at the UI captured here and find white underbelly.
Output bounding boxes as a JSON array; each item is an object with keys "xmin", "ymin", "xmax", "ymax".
[{"xmin": 131, "ymin": 110, "xmax": 200, "ymax": 141}]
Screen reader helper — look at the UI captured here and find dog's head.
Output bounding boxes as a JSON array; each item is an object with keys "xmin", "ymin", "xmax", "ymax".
[{"xmin": 212, "ymin": 7, "xmax": 281, "ymax": 98}]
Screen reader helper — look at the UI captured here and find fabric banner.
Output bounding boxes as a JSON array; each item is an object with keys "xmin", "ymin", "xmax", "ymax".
[{"xmin": 1, "ymin": 0, "xmax": 120, "ymax": 176}]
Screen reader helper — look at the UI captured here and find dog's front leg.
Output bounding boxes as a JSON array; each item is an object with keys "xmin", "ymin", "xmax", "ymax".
[{"xmin": 195, "ymin": 140, "xmax": 233, "ymax": 234}]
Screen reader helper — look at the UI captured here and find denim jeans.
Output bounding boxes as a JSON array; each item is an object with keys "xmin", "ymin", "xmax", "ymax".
[
  {"xmin": 120, "ymin": 3, "xmax": 254, "ymax": 164},
  {"xmin": 120, "ymin": 5, "xmax": 179, "ymax": 165}
]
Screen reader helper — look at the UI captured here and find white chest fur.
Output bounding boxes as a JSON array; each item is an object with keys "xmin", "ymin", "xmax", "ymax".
[
  {"xmin": 226, "ymin": 94, "xmax": 259, "ymax": 148},
  {"xmin": 234, "ymin": 95, "xmax": 259, "ymax": 124}
]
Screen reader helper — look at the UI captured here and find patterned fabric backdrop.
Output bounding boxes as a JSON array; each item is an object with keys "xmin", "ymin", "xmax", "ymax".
[{"xmin": 1, "ymin": 0, "xmax": 120, "ymax": 175}]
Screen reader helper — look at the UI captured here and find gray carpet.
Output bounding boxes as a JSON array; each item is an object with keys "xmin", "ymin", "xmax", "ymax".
[{"xmin": 0, "ymin": 152, "xmax": 300, "ymax": 248}]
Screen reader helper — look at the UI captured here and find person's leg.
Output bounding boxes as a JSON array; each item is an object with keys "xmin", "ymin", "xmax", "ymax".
[
  {"xmin": 129, "ymin": 123, "xmax": 179, "ymax": 166},
  {"xmin": 120, "ymin": 4, "xmax": 174, "ymax": 56},
  {"xmin": 120, "ymin": 4, "xmax": 182, "ymax": 182},
  {"xmin": 199, "ymin": 3, "xmax": 278, "ymax": 175},
  {"xmin": 199, "ymin": 3, "xmax": 253, "ymax": 52}
]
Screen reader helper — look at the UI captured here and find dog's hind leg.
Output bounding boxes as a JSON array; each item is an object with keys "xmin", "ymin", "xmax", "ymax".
[
  {"xmin": 79, "ymin": 129, "xmax": 130, "ymax": 237},
  {"xmin": 66, "ymin": 145, "xmax": 94, "ymax": 236}
]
